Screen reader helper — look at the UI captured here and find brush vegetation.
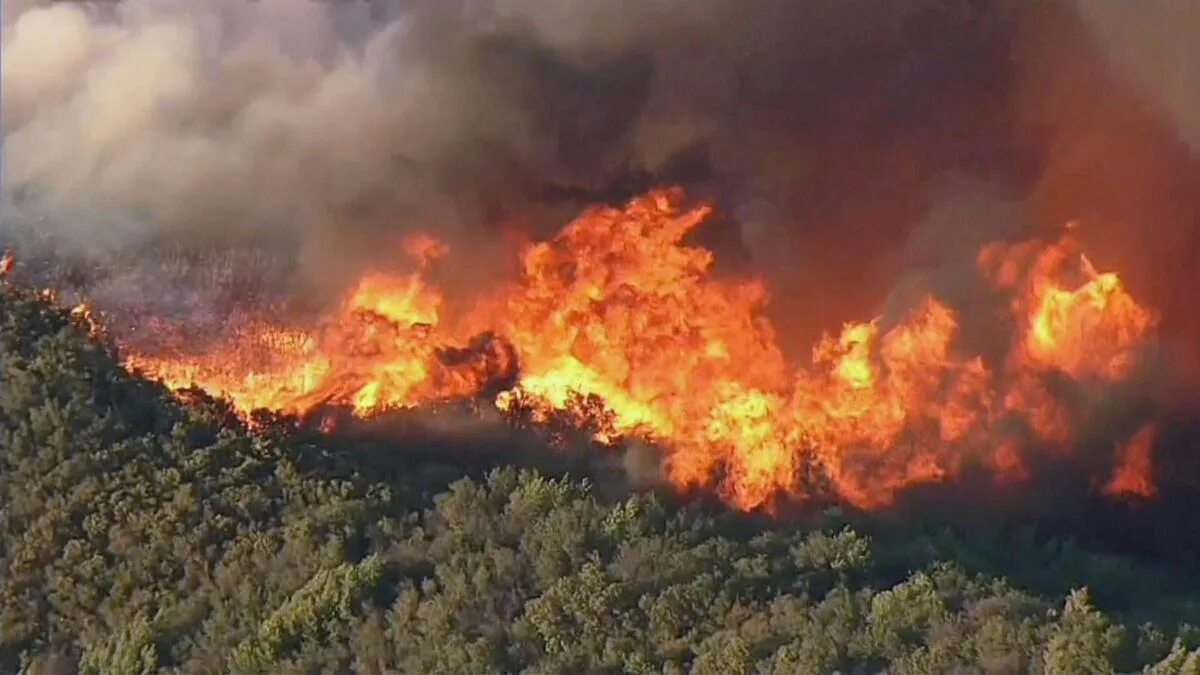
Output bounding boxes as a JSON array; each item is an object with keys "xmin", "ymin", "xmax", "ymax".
[{"xmin": 3, "ymin": 281, "xmax": 1200, "ymax": 675}]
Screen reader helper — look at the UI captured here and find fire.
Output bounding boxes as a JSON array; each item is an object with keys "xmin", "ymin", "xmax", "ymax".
[
  {"xmin": 1104, "ymin": 423, "xmax": 1157, "ymax": 499},
  {"xmin": 980, "ymin": 233, "xmax": 1154, "ymax": 382},
  {"xmin": 120, "ymin": 189, "xmax": 1161, "ymax": 511},
  {"xmin": 124, "ymin": 240, "xmax": 513, "ymax": 415},
  {"xmin": 785, "ymin": 298, "xmax": 1000, "ymax": 508}
]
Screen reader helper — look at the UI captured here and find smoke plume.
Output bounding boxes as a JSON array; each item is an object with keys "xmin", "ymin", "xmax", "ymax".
[
  {"xmin": 0, "ymin": 1, "xmax": 1010, "ymax": 329},
  {"xmin": 7, "ymin": 1, "xmax": 1195, "ymax": 354}
]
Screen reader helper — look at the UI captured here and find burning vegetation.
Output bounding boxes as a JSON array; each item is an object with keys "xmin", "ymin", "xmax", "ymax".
[
  {"xmin": 10, "ymin": 1, "xmax": 1200, "ymax": 670},
  {"xmin": 117, "ymin": 189, "xmax": 1162, "ymax": 512}
]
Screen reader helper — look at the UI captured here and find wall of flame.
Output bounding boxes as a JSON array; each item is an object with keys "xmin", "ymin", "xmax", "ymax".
[{"xmin": 121, "ymin": 189, "xmax": 1160, "ymax": 511}]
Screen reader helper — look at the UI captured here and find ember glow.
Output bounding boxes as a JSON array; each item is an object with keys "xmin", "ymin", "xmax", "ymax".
[{"xmin": 121, "ymin": 189, "xmax": 1159, "ymax": 511}]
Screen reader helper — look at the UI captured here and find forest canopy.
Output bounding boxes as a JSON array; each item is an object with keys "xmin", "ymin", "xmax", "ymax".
[{"xmin": 3, "ymin": 279, "xmax": 1200, "ymax": 674}]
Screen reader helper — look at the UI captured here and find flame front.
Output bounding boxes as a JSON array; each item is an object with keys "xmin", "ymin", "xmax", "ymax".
[
  {"xmin": 124, "ymin": 250, "xmax": 513, "ymax": 416},
  {"xmin": 123, "ymin": 190, "xmax": 1160, "ymax": 510}
]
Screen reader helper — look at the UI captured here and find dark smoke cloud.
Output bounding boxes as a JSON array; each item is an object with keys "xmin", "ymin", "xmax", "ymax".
[
  {"xmin": 0, "ymin": 0, "xmax": 1003, "ymax": 325},
  {"xmin": 3, "ymin": 0, "xmax": 1200, "ymax": 356}
]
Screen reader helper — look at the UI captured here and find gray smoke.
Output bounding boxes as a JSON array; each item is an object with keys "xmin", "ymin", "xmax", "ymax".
[
  {"xmin": 3, "ymin": 0, "xmax": 1200, "ymax": 356},
  {"xmin": 1073, "ymin": 1, "xmax": 1200, "ymax": 155},
  {"xmin": 0, "ymin": 1, "xmax": 996, "ymax": 316},
  {"xmin": 3, "ymin": 0, "xmax": 632, "ymax": 284}
]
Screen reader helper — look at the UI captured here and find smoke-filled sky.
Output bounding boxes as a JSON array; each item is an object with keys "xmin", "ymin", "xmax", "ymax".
[{"xmin": 3, "ymin": 0, "xmax": 1200, "ymax": 352}]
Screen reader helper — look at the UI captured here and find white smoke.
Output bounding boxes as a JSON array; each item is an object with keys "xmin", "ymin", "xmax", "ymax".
[{"xmin": 2, "ymin": 0, "xmax": 552, "ymax": 268}]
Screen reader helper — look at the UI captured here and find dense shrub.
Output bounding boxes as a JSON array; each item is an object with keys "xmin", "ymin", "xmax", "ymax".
[{"xmin": 3, "ymin": 282, "xmax": 1199, "ymax": 673}]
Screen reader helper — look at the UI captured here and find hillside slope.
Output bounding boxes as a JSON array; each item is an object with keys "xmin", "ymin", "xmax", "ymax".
[{"xmin": 3, "ymin": 280, "xmax": 1200, "ymax": 674}]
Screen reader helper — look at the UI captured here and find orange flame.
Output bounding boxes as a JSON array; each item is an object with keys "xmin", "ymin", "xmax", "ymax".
[
  {"xmin": 1104, "ymin": 423, "xmax": 1157, "ymax": 499},
  {"xmin": 125, "ymin": 236, "xmax": 511, "ymax": 416},
  {"xmin": 121, "ymin": 190, "xmax": 1160, "ymax": 510},
  {"xmin": 981, "ymin": 233, "xmax": 1154, "ymax": 381}
]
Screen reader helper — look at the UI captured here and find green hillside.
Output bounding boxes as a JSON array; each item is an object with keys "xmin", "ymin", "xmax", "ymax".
[{"xmin": 3, "ymin": 279, "xmax": 1200, "ymax": 674}]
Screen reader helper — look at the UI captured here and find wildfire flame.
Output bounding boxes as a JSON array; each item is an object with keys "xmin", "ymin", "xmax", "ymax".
[
  {"xmin": 1104, "ymin": 423, "xmax": 1158, "ymax": 499},
  {"xmin": 120, "ymin": 189, "xmax": 1160, "ymax": 510}
]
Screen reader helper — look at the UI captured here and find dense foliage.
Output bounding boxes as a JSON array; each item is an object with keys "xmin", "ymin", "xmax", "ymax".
[{"xmin": 4, "ymin": 281, "xmax": 1200, "ymax": 674}]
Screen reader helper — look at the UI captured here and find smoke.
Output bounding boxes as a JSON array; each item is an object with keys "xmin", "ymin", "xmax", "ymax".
[
  {"xmin": 3, "ymin": 0, "xmax": 581, "ymax": 289},
  {"xmin": 1073, "ymin": 1, "xmax": 1200, "ymax": 155},
  {"xmin": 0, "ymin": 0, "xmax": 1013, "ymax": 326},
  {"xmin": 4, "ymin": 0, "xmax": 1199, "ymax": 381}
]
